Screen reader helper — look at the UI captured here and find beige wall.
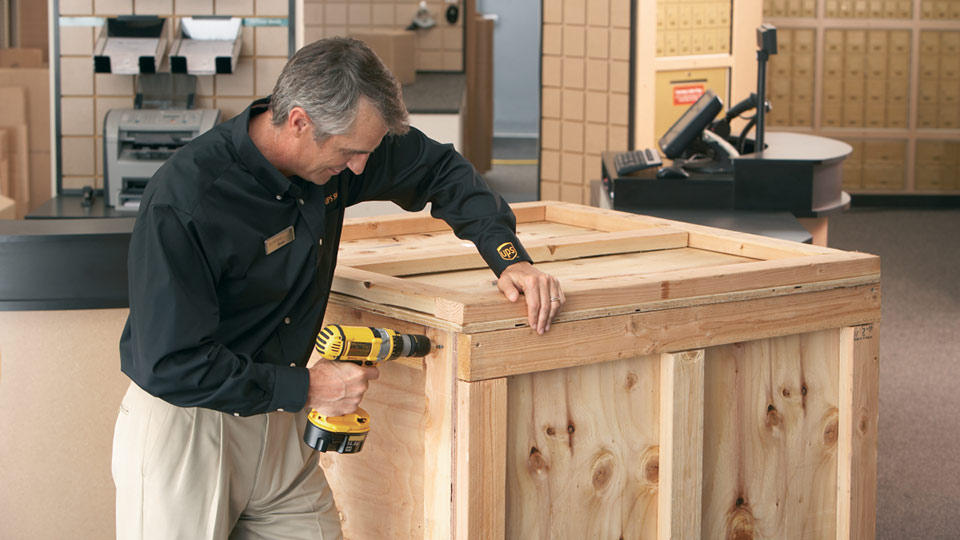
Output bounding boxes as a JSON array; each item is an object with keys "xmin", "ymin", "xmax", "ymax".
[
  {"xmin": 57, "ymin": 1, "xmax": 290, "ymax": 191},
  {"xmin": 539, "ymin": 0, "xmax": 633, "ymax": 205},
  {"xmin": 302, "ymin": 0, "xmax": 463, "ymax": 72}
]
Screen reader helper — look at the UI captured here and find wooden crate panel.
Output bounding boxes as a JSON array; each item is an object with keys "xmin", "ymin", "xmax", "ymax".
[
  {"xmin": 506, "ymin": 353, "xmax": 661, "ymax": 539},
  {"xmin": 317, "ymin": 202, "xmax": 881, "ymax": 540},
  {"xmin": 702, "ymin": 330, "xmax": 842, "ymax": 539}
]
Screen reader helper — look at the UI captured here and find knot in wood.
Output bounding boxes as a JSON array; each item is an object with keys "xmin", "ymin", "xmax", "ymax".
[
  {"xmin": 823, "ymin": 418, "xmax": 839, "ymax": 446},
  {"xmin": 591, "ymin": 451, "xmax": 616, "ymax": 491},
  {"xmin": 765, "ymin": 404, "xmax": 782, "ymax": 428},
  {"xmin": 725, "ymin": 499, "xmax": 756, "ymax": 540},
  {"xmin": 527, "ymin": 446, "xmax": 550, "ymax": 476},
  {"xmin": 640, "ymin": 446, "xmax": 659, "ymax": 484}
]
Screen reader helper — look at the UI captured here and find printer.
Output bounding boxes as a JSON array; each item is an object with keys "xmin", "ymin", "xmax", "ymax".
[
  {"xmin": 103, "ymin": 108, "xmax": 219, "ymax": 211},
  {"xmin": 103, "ymin": 73, "xmax": 220, "ymax": 211}
]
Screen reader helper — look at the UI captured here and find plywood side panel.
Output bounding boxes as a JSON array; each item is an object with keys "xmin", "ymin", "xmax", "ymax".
[
  {"xmin": 318, "ymin": 359, "xmax": 427, "ymax": 538},
  {"xmin": 505, "ymin": 355, "xmax": 661, "ymax": 539},
  {"xmin": 317, "ymin": 304, "xmax": 444, "ymax": 538},
  {"xmin": 701, "ymin": 331, "xmax": 842, "ymax": 539},
  {"xmin": 837, "ymin": 324, "xmax": 879, "ymax": 540}
]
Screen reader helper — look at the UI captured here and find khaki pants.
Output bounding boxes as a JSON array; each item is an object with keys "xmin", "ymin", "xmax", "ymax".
[{"xmin": 112, "ymin": 382, "xmax": 342, "ymax": 539}]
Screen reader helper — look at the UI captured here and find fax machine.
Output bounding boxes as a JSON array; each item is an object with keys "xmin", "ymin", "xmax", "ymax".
[{"xmin": 103, "ymin": 108, "xmax": 220, "ymax": 211}]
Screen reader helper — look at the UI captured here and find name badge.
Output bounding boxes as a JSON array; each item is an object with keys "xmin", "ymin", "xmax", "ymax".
[{"xmin": 264, "ymin": 226, "xmax": 295, "ymax": 255}]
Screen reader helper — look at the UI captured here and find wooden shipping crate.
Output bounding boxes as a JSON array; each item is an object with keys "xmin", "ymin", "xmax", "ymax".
[{"xmin": 318, "ymin": 201, "xmax": 881, "ymax": 539}]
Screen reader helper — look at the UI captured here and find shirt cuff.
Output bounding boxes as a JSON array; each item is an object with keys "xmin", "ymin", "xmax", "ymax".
[
  {"xmin": 267, "ymin": 365, "xmax": 310, "ymax": 413},
  {"xmin": 480, "ymin": 236, "xmax": 533, "ymax": 277}
]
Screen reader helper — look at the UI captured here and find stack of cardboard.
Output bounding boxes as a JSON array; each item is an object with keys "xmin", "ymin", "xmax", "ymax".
[
  {"xmin": 349, "ymin": 31, "xmax": 416, "ymax": 85},
  {"xmin": 0, "ymin": 128, "xmax": 17, "ymax": 219},
  {"xmin": 0, "ymin": 47, "xmax": 50, "ymax": 219}
]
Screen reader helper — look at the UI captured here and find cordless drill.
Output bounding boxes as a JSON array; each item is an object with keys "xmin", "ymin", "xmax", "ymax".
[{"xmin": 303, "ymin": 324, "xmax": 432, "ymax": 454}]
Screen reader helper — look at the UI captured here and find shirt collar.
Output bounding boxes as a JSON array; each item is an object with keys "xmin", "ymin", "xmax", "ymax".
[{"xmin": 232, "ymin": 97, "xmax": 299, "ymax": 199}]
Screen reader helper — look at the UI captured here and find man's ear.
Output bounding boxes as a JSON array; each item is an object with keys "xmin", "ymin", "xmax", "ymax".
[{"xmin": 287, "ymin": 107, "xmax": 312, "ymax": 138}]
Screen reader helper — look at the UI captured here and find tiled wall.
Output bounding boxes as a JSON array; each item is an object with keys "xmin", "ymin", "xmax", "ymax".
[
  {"xmin": 302, "ymin": 0, "xmax": 463, "ymax": 72},
  {"xmin": 57, "ymin": 0, "xmax": 289, "ymax": 191},
  {"xmin": 539, "ymin": 0, "xmax": 632, "ymax": 204}
]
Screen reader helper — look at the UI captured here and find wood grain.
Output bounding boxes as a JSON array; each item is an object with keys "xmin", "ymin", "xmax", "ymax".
[
  {"xmin": 316, "ymin": 305, "xmax": 442, "ymax": 538},
  {"xmin": 457, "ymin": 283, "xmax": 880, "ymax": 381},
  {"xmin": 658, "ymin": 349, "xmax": 705, "ymax": 540},
  {"xmin": 505, "ymin": 354, "xmax": 660, "ymax": 539},
  {"xmin": 701, "ymin": 330, "xmax": 842, "ymax": 539},
  {"xmin": 837, "ymin": 324, "xmax": 879, "ymax": 540},
  {"xmin": 454, "ymin": 378, "xmax": 507, "ymax": 539}
]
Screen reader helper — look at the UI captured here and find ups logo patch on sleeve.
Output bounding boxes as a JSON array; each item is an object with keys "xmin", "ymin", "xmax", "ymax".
[{"xmin": 497, "ymin": 242, "xmax": 518, "ymax": 261}]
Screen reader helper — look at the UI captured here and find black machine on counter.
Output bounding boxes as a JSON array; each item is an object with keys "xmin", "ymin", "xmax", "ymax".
[
  {"xmin": 103, "ymin": 73, "xmax": 220, "ymax": 212},
  {"xmin": 602, "ymin": 23, "xmax": 850, "ymax": 219}
]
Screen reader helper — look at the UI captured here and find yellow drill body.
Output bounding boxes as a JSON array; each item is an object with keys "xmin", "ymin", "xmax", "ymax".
[{"xmin": 303, "ymin": 325, "xmax": 431, "ymax": 454}]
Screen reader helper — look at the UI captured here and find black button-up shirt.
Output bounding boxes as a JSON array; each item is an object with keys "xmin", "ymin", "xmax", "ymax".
[{"xmin": 119, "ymin": 97, "xmax": 531, "ymax": 416}]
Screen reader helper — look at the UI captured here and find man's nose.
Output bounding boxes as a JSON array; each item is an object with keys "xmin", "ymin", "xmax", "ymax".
[{"xmin": 347, "ymin": 153, "xmax": 370, "ymax": 175}]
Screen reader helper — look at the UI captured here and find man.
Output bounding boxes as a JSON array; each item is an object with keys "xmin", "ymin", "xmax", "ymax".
[{"xmin": 112, "ymin": 37, "xmax": 563, "ymax": 538}]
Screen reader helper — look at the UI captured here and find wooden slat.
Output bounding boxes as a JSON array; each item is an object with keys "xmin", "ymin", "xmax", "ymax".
[
  {"xmin": 331, "ymin": 266, "xmax": 472, "ymax": 317},
  {"xmin": 456, "ymin": 283, "xmax": 880, "ymax": 381},
  {"xmin": 423, "ymin": 331, "xmax": 457, "ymax": 539},
  {"xmin": 340, "ymin": 202, "xmax": 547, "ymax": 241},
  {"xmin": 658, "ymin": 349, "xmax": 705, "ymax": 540},
  {"xmin": 543, "ymin": 200, "xmax": 668, "ymax": 231},
  {"xmin": 447, "ymin": 252, "xmax": 880, "ymax": 329},
  {"xmin": 343, "ymin": 228, "xmax": 690, "ymax": 277},
  {"xmin": 454, "ymin": 378, "xmax": 507, "ymax": 540},
  {"xmin": 837, "ymin": 324, "xmax": 879, "ymax": 540},
  {"xmin": 545, "ymin": 201, "xmax": 840, "ymax": 258},
  {"xmin": 509, "ymin": 201, "xmax": 548, "ymax": 222},
  {"xmin": 687, "ymin": 228, "xmax": 838, "ymax": 259},
  {"xmin": 342, "ymin": 212, "xmax": 449, "ymax": 241}
]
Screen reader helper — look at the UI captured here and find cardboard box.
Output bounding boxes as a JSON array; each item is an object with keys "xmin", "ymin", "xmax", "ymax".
[
  {"xmin": 0, "ymin": 48, "xmax": 45, "ymax": 68},
  {"xmin": 350, "ymin": 30, "xmax": 416, "ymax": 85},
  {"xmin": 0, "ymin": 68, "xmax": 50, "ymax": 152},
  {"xmin": 14, "ymin": 0, "xmax": 48, "ymax": 59},
  {"xmin": 0, "ymin": 193, "xmax": 15, "ymax": 218}
]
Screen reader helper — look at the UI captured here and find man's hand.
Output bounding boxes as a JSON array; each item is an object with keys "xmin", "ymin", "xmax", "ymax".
[
  {"xmin": 305, "ymin": 359, "xmax": 380, "ymax": 416},
  {"xmin": 497, "ymin": 261, "xmax": 564, "ymax": 334}
]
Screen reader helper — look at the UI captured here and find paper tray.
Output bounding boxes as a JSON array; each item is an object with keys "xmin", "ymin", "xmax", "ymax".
[
  {"xmin": 93, "ymin": 16, "xmax": 170, "ymax": 74},
  {"xmin": 169, "ymin": 17, "xmax": 242, "ymax": 75}
]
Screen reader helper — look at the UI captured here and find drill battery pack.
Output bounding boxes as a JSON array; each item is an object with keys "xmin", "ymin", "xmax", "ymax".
[{"xmin": 304, "ymin": 407, "xmax": 370, "ymax": 454}]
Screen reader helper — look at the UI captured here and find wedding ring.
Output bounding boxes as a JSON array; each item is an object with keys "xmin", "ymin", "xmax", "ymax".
[{"xmin": 550, "ymin": 297, "xmax": 561, "ymax": 302}]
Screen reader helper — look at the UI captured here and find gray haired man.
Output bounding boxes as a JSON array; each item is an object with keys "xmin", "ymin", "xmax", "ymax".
[{"xmin": 113, "ymin": 37, "xmax": 563, "ymax": 538}]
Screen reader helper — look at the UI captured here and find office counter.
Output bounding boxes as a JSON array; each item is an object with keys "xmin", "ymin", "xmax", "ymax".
[{"xmin": 0, "ymin": 197, "xmax": 133, "ymax": 538}]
